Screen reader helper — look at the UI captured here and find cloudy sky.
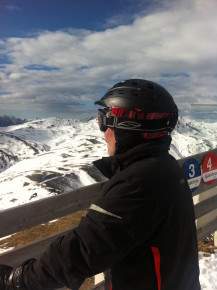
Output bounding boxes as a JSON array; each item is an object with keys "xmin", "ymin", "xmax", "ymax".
[{"xmin": 0, "ymin": 0, "xmax": 217, "ymax": 119}]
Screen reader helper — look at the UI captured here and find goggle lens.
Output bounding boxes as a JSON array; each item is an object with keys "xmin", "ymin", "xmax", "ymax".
[{"xmin": 98, "ymin": 108, "xmax": 109, "ymax": 132}]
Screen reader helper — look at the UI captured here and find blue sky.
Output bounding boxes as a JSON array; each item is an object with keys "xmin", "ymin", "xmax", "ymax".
[
  {"xmin": 0, "ymin": 0, "xmax": 217, "ymax": 119},
  {"xmin": 0, "ymin": 0, "xmax": 143, "ymax": 37}
]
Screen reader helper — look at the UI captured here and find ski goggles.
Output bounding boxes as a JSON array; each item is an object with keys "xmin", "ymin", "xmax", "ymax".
[
  {"xmin": 97, "ymin": 107, "xmax": 178, "ymax": 132},
  {"xmin": 97, "ymin": 108, "xmax": 115, "ymax": 132}
]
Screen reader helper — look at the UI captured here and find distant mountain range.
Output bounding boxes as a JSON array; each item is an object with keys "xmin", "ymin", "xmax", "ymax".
[
  {"xmin": 0, "ymin": 115, "xmax": 27, "ymax": 127},
  {"xmin": 0, "ymin": 116, "xmax": 216, "ymax": 210}
]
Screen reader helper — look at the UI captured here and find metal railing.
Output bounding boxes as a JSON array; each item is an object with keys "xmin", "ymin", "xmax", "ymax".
[{"xmin": 0, "ymin": 148, "xmax": 217, "ymax": 289}]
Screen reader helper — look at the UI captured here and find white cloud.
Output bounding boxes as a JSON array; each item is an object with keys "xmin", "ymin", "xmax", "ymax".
[
  {"xmin": 1, "ymin": 0, "xmax": 217, "ymax": 118},
  {"xmin": 4, "ymin": 5, "xmax": 21, "ymax": 11}
]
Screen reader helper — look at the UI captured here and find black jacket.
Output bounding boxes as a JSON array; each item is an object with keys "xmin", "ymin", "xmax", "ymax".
[{"xmin": 23, "ymin": 136, "xmax": 201, "ymax": 290}]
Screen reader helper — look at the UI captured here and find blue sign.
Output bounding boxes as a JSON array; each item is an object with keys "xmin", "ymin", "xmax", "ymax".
[{"xmin": 182, "ymin": 158, "xmax": 201, "ymax": 193}]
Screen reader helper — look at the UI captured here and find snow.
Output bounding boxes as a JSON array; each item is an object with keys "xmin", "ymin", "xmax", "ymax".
[
  {"xmin": 0, "ymin": 116, "xmax": 217, "ymax": 289},
  {"xmin": 199, "ymin": 251, "xmax": 217, "ymax": 289},
  {"xmin": 0, "ymin": 118, "xmax": 107, "ymax": 209}
]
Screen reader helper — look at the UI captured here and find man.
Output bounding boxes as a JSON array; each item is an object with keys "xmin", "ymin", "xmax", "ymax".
[{"xmin": 0, "ymin": 79, "xmax": 200, "ymax": 290}]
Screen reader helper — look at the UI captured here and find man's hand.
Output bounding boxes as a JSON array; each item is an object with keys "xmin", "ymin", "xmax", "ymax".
[
  {"xmin": 0, "ymin": 264, "xmax": 13, "ymax": 290},
  {"xmin": 0, "ymin": 260, "xmax": 35, "ymax": 290}
]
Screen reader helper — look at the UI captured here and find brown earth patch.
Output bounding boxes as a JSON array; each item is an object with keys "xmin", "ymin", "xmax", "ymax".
[{"xmin": 198, "ymin": 235, "xmax": 217, "ymax": 257}]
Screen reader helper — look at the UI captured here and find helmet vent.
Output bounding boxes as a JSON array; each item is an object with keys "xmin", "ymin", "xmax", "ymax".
[
  {"xmin": 147, "ymin": 83, "xmax": 154, "ymax": 90},
  {"xmin": 132, "ymin": 80, "xmax": 139, "ymax": 86},
  {"xmin": 147, "ymin": 94, "xmax": 156, "ymax": 102}
]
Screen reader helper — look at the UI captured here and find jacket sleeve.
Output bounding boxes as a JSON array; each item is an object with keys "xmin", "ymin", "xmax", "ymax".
[{"xmin": 23, "ymin": 177, "xmax": 139, "ymax": 290}]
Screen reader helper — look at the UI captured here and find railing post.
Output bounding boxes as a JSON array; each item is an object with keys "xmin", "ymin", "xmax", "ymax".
[
  {"xmin": 94, "ymin": 273, "xmax": 104, "ymax": 285},
  {"xmin": 214, "ymin": 231, "xmax": 217, "ymax": 247}
]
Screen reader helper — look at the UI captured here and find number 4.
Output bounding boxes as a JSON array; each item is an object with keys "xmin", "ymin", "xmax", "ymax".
[{"xmin": 207, "ymin": 157, "xmax": 212, "ymax": 171}]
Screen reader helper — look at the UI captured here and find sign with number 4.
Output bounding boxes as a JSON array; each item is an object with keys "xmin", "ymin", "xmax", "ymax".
[{"xmin": 202, "ymin": 152, "xmax": 217, "ymax": 185}]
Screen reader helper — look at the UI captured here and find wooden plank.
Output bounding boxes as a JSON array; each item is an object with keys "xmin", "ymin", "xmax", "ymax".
[
  {"xmin": 0, "ymin": 227, "xmax": 74, "ymax": 266},
  {"xmin": 193, "ymin": 186, "xmax": 217, "ymax": 205},
  {"xmin": 197, "ymin": 217, "xmax": 217, "ymax": 241},
  {"xmin": 0, "ymin": 182, "xmax": 104, "ymax": 239},
  {"xmin": 196, "ymin": 208, "xmax": 217, "ymax": 233},
  {"xmin": 194, "ymin": 194, "xmax": 217, "ymax": 219},
  {"xmin": 214, "ymin": 232, "xmax": 217, "ymax": 247}
]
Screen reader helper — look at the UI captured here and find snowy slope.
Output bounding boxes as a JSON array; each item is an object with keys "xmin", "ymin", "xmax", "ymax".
[
  {"xmin": 171, "ymin": 117, "xmax": 217, "ymax": 158},
  {"xmin": 0, "ymin": 117, "xmax": 107, "ymax": 209}
]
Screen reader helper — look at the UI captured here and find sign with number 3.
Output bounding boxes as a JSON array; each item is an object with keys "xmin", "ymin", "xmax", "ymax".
[
  {"xmin": 182, "ymin": 158, "xmax": 201, "ymax": 192},
  {"xmin": 202, "ymin": 152, "xmax": 217, "ymax": 185}
]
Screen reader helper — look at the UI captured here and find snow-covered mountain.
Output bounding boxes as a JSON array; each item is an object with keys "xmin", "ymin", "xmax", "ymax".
[
  {"xmin": 0, "ymin": 117, "xmax": 107, "ymax": 210},
  {"xmin": 0, "ymin": 115, "xmax": 27, "ymax": 127},
  {"xmin": 172, "ymin": 117, "xmax": 217, "ymax": 158},
  {"xmin": 0, "ymin": 116, "xmax": 217, "ymax": 210}
]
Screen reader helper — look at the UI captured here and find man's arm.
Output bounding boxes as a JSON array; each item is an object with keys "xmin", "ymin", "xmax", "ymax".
[
  {"xmin": 0, "ymin": 202, "xmax": 134, "ymax": 289},
  {"xmin": 0, "ymin": 176, "xmax": 143, "ymax": 290}
]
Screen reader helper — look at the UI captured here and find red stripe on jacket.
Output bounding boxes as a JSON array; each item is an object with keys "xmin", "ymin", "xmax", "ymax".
[{"xmin": 151, "ymin": 247, "xmax": 161, "ymax": 290}]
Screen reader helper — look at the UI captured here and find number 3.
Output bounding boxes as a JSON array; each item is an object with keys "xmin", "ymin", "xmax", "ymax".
[{"xmin": 189, "ymin": 164, "xmax": 195, "ymax": 178}]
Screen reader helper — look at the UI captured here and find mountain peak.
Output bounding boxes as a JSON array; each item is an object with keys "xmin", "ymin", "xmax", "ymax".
[{"xmin": 0, "ymin": 115, "xmax": 27, "ymax": 127}]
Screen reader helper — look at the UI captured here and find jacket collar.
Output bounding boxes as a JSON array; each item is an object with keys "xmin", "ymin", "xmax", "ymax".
[{"xmin": 93, "ymin": 135, "xmax": 172, "ymax": 179}]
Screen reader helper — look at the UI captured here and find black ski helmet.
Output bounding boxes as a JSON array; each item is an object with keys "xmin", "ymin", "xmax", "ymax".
[{"xmin": 95, "ymin": 79, "xmax": 178, "ymax": 139}]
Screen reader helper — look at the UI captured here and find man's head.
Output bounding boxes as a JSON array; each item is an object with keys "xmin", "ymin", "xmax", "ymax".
[{"xmin": 95, "ymin": 79, "xmax": 178, "ymax": 156}]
